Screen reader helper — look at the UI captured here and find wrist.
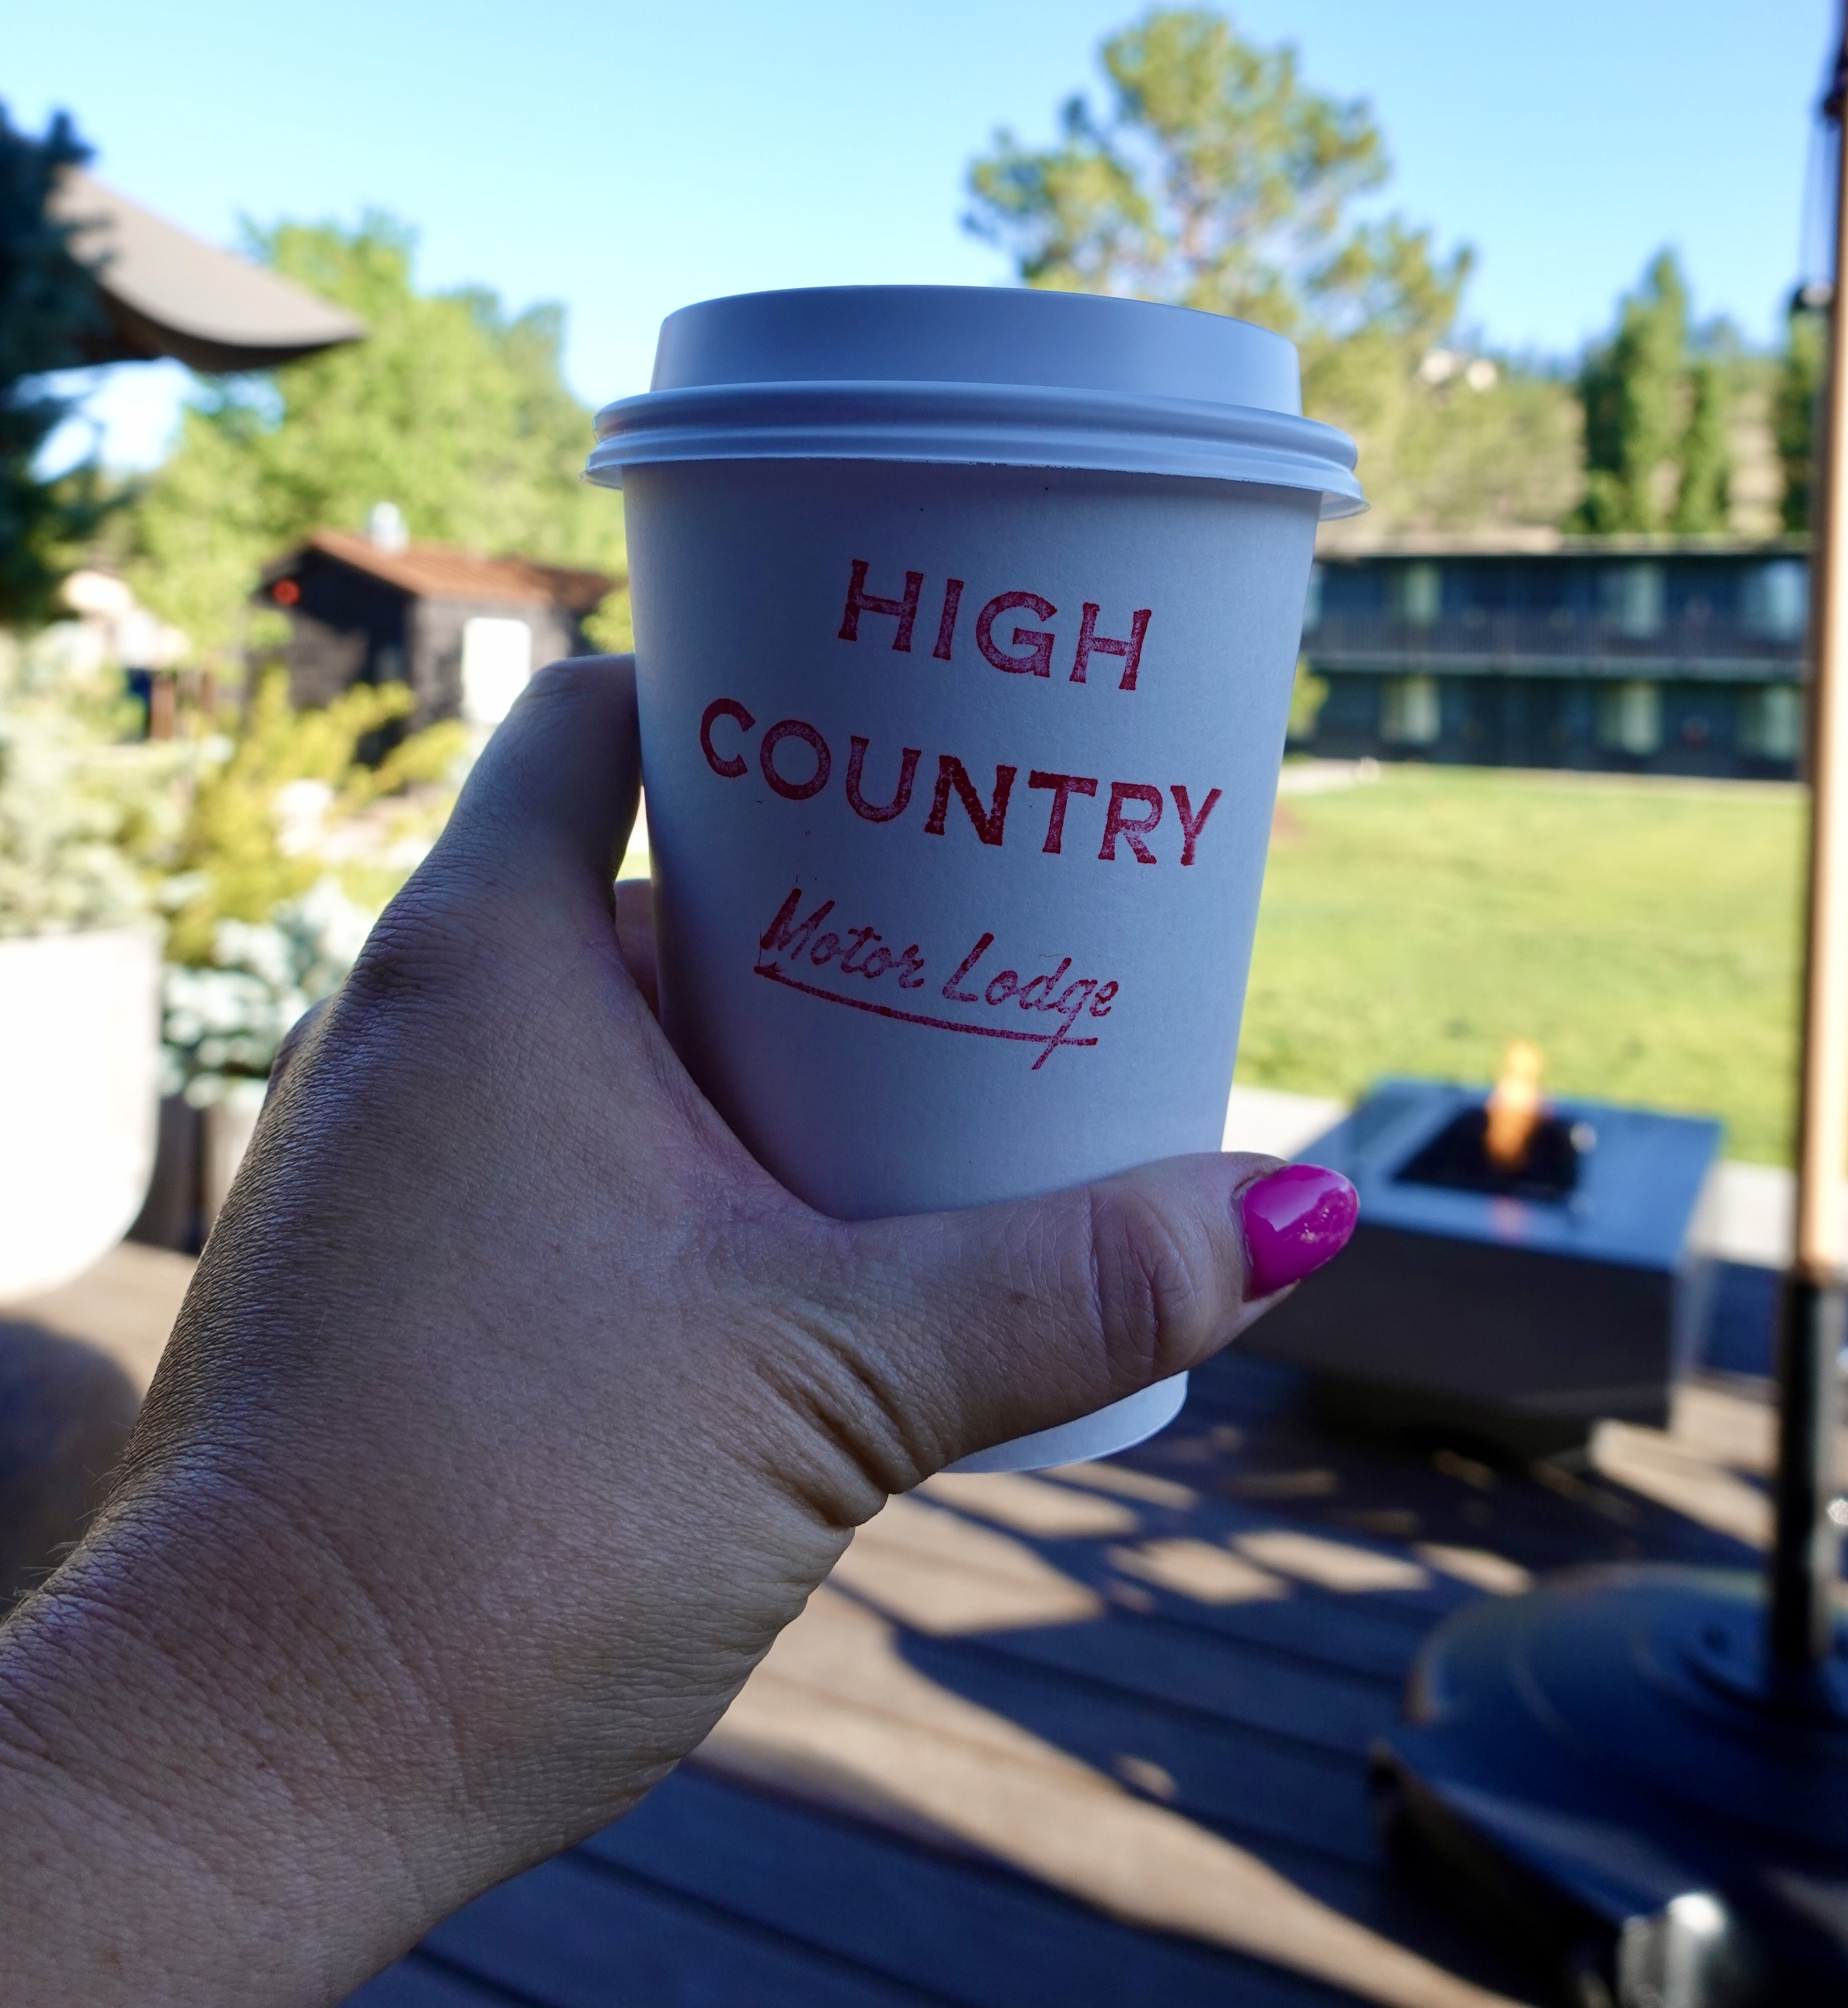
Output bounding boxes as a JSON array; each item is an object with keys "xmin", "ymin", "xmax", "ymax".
[{"xmin": 0, "ymin": 1477, "xmax": 451, "ymax": 2005}]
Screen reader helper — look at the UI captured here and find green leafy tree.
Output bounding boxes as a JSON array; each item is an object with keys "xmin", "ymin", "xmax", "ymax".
[
  {"xmin": 965, "ymin": 9, "xmax": 1577, "ymax": 534},
  {"xmin": 968, "ymin": 9, "xmax": 1397, "ymax": 328},
  {"xmin": 1573, "ymin": 250, "xmax": 1731, "ymax": 534},
  {"xmin": 1776, "ymin": 291, "xmax": 1826, "ymax": 533},
  {"xmin": 131, "ymin": 214, "xmax": 625, "ymax": 667},
  {"xmin": 582, "ymin": 587, "xmax": 633, "ymax": 654},
  {"xmin": 0, "ymin": 105, "xmax": 114, "ymax": 625}
]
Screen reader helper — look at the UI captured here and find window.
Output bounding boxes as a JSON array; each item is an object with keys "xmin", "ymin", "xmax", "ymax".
[
  {"xmin": 1596, "ymin": 680, "xmax": 1662, "ymax": 755},
  {"xmin": 461, "ymin": 617, "xmax": 534, "ymax": 726},
  {"xmin": 1380, "ymin": 674, "xmax": 1441, "ymax": 746},
  {"xmin": 1598, "ymin": 563, "xmax": 1665, "ymax": 639},
  {"xmin": 1300, "ymin": 564, "xmax": 1324, "ymax": 634},
  {"xmin": 1740, "ymin": 684, "xmax": 1804, "ymax": 761},
  {"xmin": 1390, "ymin": 563, "xmax": 1442, "ymax": 627},
  {"xmin": 1741, "ymin": 561, "xmax": 1808, "ymax": 641}
]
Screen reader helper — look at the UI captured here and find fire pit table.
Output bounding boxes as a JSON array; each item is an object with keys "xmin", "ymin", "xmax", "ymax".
[{"xmin": 1242, "ymin": 1077, "xmax": 1723, "ymax": 1458}]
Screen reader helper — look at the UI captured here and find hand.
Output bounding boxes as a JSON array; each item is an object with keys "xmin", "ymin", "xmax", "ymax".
[{"xmin": 0, "ymin": 657, "xmax": 1356, "ymax": 2007}]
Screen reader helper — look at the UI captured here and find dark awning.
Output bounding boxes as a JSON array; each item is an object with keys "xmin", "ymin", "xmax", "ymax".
[{"xmin": 46, "ymin": 168, "xmax": 366, "ymax": 373}]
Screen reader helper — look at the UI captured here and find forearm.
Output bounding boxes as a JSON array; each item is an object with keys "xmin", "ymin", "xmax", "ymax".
[{"xmin": 0, "ymin": 1306, "xmax": 771, "ymax": 2007}]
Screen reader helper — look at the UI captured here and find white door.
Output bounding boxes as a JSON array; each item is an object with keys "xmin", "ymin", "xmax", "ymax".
[{"xmin": 460, "ymin": 616, "xmax": 534, "ymax": 726}]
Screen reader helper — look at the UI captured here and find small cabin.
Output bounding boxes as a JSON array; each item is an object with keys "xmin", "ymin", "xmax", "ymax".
[{"xmin": 258, "ymin": 525, "xmax": 613, "ymax": 729}]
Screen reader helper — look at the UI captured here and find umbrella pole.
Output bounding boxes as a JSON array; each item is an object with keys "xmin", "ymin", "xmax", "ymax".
[{"xmin": 1773, "ymin": 17, "xmax": 1848, "ymax": 1674}]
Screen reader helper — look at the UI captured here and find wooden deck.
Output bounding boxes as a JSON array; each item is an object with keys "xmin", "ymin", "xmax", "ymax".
[
  {"xmin": 7, "ymin": 1235, "xmax": 1809, "ymax": 2006},
  {"xmin": 342, "ymin": 1317, "xmax": 1797, "ymax": 2007}
]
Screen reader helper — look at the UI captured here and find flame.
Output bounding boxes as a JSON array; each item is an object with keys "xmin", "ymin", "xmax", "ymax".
[{"xmin": 1483, "ymin": 1039, "xmax": 1545, "ymax": 1170}]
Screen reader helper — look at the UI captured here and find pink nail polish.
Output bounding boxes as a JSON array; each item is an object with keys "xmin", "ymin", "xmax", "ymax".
[{"xmin": 1239, "ymin": 1164, "xmax": 1358, "ymax": 1299}]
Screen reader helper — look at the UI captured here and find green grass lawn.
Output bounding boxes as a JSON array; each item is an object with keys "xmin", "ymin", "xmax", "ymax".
[{"xmin": 1237, "ymin": 765, "xmax": 1807, "ymax": 1166}]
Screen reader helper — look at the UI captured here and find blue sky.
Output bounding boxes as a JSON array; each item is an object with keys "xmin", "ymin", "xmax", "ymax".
[{"xmin": 9, "ymin": 0, "xmax": 1835, "ymax": 470}]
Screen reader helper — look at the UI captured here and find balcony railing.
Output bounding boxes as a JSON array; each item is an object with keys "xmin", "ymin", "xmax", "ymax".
[{"xmin": 1302, "ymin": 609, "xmax": 1805, "ymax": 678}]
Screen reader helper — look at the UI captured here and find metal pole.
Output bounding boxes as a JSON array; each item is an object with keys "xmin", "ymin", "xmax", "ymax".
[{"xmin": 1772, "ymin": 18, "xmax": 1848, "ymax": 1673}]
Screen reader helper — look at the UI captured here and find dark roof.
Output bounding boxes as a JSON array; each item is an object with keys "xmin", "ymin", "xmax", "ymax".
[
  {"xmin": 274, "ymin": 530, "xmax": 613, "ymax": 611},
  {"xmin": 48, "ymin": 168, "xmax": 366, "ymax": 372}
]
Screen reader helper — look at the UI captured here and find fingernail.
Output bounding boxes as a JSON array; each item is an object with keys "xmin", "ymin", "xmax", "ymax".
[{"xmin": 1239, "ymin": 1164, "xmax": 1358, "ymax": 1299}]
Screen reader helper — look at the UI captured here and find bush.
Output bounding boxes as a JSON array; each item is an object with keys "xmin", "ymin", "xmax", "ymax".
[
  {"xmin": 162, "ymin": 668, "xmax": 464, "ymax": 966},
  {"xmin": 157, "ymin": 667, "xmax": 466, "ymax": 1098},
  {"xmin": 0, "ymin": 626, "xmax": 179, "ymax": 938},
  {"xmin": 160, "ymin": 876, "xmax": 376, "ymax": 1103}
]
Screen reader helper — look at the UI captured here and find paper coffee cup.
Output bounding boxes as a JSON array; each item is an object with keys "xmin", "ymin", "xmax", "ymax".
[{"xmin": 588, "ymin": 287, "xmax": 1361, "ymax": 1474}]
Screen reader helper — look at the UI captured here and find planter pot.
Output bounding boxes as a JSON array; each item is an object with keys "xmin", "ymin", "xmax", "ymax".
[
  {"xmin": 129, "ymin": 1078, "xmax": 270, "ymax": 1256},
  {"xmin": 0, "ymin": 927, "xmax": 161, "ymax": 1302},
  {"xmin": 129, "ymin": 1094, "xmax": 202, "ymax": 1253},
  {"xmin": 202, "ymin": 1078, "xmax": 267, "ymax": 1233}
]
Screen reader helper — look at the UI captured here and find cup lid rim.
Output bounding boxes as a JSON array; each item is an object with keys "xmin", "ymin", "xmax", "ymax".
[{"xmin": 586, "ymin": 374, "xmax": 1365, "ymax": 518}]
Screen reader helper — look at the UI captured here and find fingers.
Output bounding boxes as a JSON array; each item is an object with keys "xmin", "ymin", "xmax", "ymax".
[
  {"xmin": 837, "ymin": 1154, "xmax": 1357, "ymax": 1475},
  {"xmin": 334, "ymin": 653, "xmax": 655, "ymax": 1048}
]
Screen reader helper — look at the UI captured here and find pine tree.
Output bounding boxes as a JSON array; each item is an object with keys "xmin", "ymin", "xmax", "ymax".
[
  {"xmin": 1776, "ymin": 291, "xmax": 1826, "ymax": 533},
  {"xmin": 1574, "ymin": 252, "xmax": 1690, "ymax": 533},
  {"xmin": 1573, "ymin": 250, "xmax": 1734, "ymax": 536},
  {"xmin": 1673, "ymin": 356, "xmax": 1731, "ymax": 532},
  {"xmin": 965, "ymin": 9, "xmax": 1578, "ymax": 534}
]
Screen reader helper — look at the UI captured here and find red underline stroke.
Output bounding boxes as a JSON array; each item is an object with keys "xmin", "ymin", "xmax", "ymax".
[{"xmin": 754, "ymin": 961, "xmax": 1097, "ymax": 1060}]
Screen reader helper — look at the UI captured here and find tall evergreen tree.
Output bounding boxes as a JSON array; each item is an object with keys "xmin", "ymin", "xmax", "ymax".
[
  {"xmin": 0, "ymin": 105, "xmax": 112, "ymax": 625},
  {"xmin": 1673, "ymin": 356, "xmax": 1731, "ymax": 533},
  {"xmin": 1775, "ymin": 289, "xmax": 1826, "ymax": 533},
  {"xmin": 1573, "ymin": 250, "xmax": 1732, "ymax": 535},
  {"xmin": 1575, "ymin": 252, "xmax": 1690, "ymax": 533}
]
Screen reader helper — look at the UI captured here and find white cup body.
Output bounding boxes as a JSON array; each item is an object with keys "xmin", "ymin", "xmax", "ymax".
[{"xmin": 627, "ymin": 455, "xmax": 1319, "ymax": 1470}]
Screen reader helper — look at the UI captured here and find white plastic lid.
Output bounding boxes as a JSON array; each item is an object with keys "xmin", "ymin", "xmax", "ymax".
[{"xmin": 588, "ymin": 286, "xmax": 1363, "ymax": 517}]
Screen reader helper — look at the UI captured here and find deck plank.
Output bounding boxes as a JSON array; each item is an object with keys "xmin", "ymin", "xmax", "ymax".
[
  {"xmin": 588, "ymin": 1767, "xmax": 1370, "ymax": 2008},
  {"xmin": 345, "ymin": 1954, "xmax": 531, "ymax": 2006},
  {"xmin": 699, "ymin": 1589, "xmax": 1531, "ymax": 2008},
  {"xmin": 417, "ymin": 1849, "xmax": 955, "ymax": 2007},
  {"xmin": 7, "ymin": 1242, "xmax": 194, "ymax": 1393},
  {"xmin": 888, "ymin": 1631, "xmax": 1379, "ymax": 1867},
  {"xmin": 944, "ymin": 1608, "xmax": 1401, "ymax": 1752}
]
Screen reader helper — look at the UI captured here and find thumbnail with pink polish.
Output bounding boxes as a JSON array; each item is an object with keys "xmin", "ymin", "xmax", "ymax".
[{"xmin": 1240, "ymin": 1164, "xmax": 1359, "ymax": 1299}]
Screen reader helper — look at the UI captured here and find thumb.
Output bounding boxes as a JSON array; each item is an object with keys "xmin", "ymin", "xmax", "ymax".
[
  {"xmin": 840, "ymin": 1153, "xmax": 1357, "ymax": 1475},
  {"xmin": 328, "ymin": 653, "xmax": 657, "ymax": 1059}
]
